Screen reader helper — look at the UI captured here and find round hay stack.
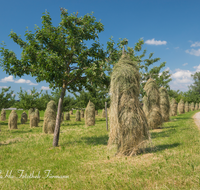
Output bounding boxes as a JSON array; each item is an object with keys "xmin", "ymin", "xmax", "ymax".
[
  {"xmin": 35, "ymin": 109, "xmax": 40, "ymax": 123},
  {"xmin": 21, "ymin": 111, "xmax": 27, "ymax": 124},
  {"xmin": 185, "ymin": 101, "xmax": 189, "ymax": 112},
  {"xmin": 85, "ymin": 100, "xmax": 95, "ymax": 126},
  {"xmin": 43, "ymin": 100, "xmax": 57, "ymax": 134},
  {"xmin": 1, "ymin": 109, "xmax": 6, "ymax": 121},
  {"xmin": 143, "ymin": 78, "xmax": 163, "ymax": 129},
  {"xmin": 76, "ymin": 110, "xmax": 81, "ymax": 121},
  {"xmin": 108, "ymin": 55, "xmax": 150, "ymax": 156},
  {"xmin": 95, "ymin": 110, "xmax": 98, "ymax": 116},
  {"xmin": 170, "ymin": 98, "xmax": 177, "ymax": 116},
  {"xmin": 159, "ymin": 87, "xmax": 170, "ymax": 122},
  {"xmin": 70, "ymin": 110, "xmax": 73, "ymax": 115},
  {"xmin": 81, "ymin": 109, "xmax": 84, "ymax": 118},
  {"xmin": 178, "ymin": 99, "xmax": 185, "ymax": 114},
  {"xmin": 28, "ymin": 108, "xmax": 34, "ymax": 119},
  {"xmin": 65, "ymin": 112, "xmax": 70, "ymax": 120},
  {"xmin": 30, "ymin": 112, "xmax": 38, "ymax": 127},
  {"xmin": 102, "ymin": 109, "xmax": 106, "ymax": 118},
  {"xmin": 8, "ymin": 110, "xmax": 18, "ymax": 129},
  {"xmin": 190, "ymin": 102, "xmax": 195, "ymax": 111}
]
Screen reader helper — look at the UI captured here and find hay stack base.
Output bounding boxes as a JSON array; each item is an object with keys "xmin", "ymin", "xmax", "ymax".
[
  {"xmin": 8, "ymin": 110, "xmax": 18, "ymax": 129},
  {"xmin": 85, "ymin": 101, "xmax": 95, "ymax": 126},
  {"xmin": 76, "ymin": 110, "xmax": 81, "ymax": 121},
  {"xmin": 30, "ymin": 113, "xmax": 38, "ymax": 127},
  {"xmin": 21, "ymin": 112, "xmax": 27, "ymax": 124},
  {"xmin": 1, "ymin": 109, "xmax": 6, "ymax": 121},
  {"xmin": 108, "ymin": 55, "xmax": 150, "ymax": 156},
  {"xmin": 65, "ymin": 112, "xmax": 70, "ymax": 120}
]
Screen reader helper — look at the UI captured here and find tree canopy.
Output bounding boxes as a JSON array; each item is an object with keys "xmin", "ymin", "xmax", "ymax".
[{"xmin": 0, "ymin": 86, "xmax": 15, "ymax": 110}]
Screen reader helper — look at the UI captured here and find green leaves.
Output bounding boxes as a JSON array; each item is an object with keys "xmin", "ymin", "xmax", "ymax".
[{"xmin": 0, "ymin": 86, "xmax": 15, "ymax": 110}]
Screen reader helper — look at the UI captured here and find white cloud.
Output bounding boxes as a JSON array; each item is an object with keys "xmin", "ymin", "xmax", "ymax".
[
  {"xmin": 193, "ymin": 65, "xmax": 200, "ymax": 72},
  {"xmin": 145, "ymin": 38, "xmax": 167, "ymax": 45},
  {"xmin": 185, "ymin": 49, "xmax": 200, "ymax": 56},
  {"xmin": 15, "ymin": 79, "xmax": 31, "ymax": 84},
  {"xmin": 191, "ymin": 41, "xmax": 200, "ymax": 47},
  {"xmin": 0, "ymin": 86, "xmax": 8, "ymax": 88},
  {"xmin": 183, "ymin": 63, "xmax": 188, "ymax": 66},
  {"xmin": 0, "ymin": 76, "xmax": 14, "ymax": 83},
  {"xmin": 41, "ymin": 86, "xmax": 50, "ymax": 90}
]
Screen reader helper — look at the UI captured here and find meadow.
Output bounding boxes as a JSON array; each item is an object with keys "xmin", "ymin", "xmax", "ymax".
[{"xmin": 1, "ymin": 110, "xmax": 200, "ymax": 189}]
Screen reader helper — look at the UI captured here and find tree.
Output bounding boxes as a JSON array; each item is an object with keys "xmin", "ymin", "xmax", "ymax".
[
  {"xmin": 0, "ymin": 86, "xmax": 15, "ymax": 110},
  {"xmin": 105, "ymin": 37, "xmax": 172, "ymax": 98},
  {"xmin": 189, "ymin": 72, "xmax": 200, "ymax": 94},
  {"xmin": 0, "ymin": 8, "xmax": 109, "ymax": 146}
]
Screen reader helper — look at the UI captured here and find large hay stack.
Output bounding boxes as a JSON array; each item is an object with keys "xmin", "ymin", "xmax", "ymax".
[
  {"xmin": 65, "ymin": 112, "xmax": 70, "ymax": 120},
  {"xmin": 178, "ymin": 99, "xmax": 185, "ymax": 114},
  {"xmin": 102, "ymin": 109, "xmax": 106, "ymax": 118},
  {"xmin": 28, "ymin": 108, "xmax": 34, "ymax": 119},
  {"xmin": 8, "ymin": 110, "xmax": 18, "ymax": 129},
  {"xmin": 35, "ymin": 109, "xmax": 40, "ymax": 123},
  {"xmin": 108, "ymin": 55, "xmax": 149, "ymax": 156},
  {"xmin": 190, "ymin": 102, "xmax": 195, "ymax": 111},
  {"xmin": 195, "ymin": 103, "xmax": 199, "ymax": 110},
  {"xmin": 43, "ymin": 100, "xmax": 57, "ymax": 134},
  {"xmin": 70, "ymin": 110, "xmax": 73, "ymax": 115},
  {"xmin": 1, "ymin": 109, "xmax": 6, "ymax": 121},
  {"xmin": 85, "ymin": 101, "xmax": 95, "ymax": 126},
  {"xmin": 143, "ymin": 78, "xmax": 163, "ymax": 129},
  {"xmin": 21, "ymin": 112, "xmax": 27, "ymax": 124},
  {"xmin": 81, "ymin": 109, "xmax": 84, "ymax": 118},
  {"xmin": 76, "ymin": 110, "xmax": 81, "ymax": 121},
  {"xmin": 185, "ymin": 102, "xmax": 189, "ymax": 112},
  {"xmin": 170, "ymin": 98, "xmax": 177, "ymax": 116},
  {"xmin": 159, "ymin": 87, "xmax": 170, "ymax": 122},
  {"xmin": 30, "ymin": 112, "xmax": 38, "ymax": 127}
]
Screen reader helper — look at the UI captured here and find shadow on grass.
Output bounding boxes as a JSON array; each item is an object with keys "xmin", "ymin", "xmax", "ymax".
[
  {"xmin": 151, "ymin": 128, "xmax": 177, "ymax": 139},
  {"xmin": 81, "ymin": 134, "xmax": 109, "ymax": 145},
  {"xmin": 10, "ymin": 129, "xmax": 33, "ymax": 133},
  {"xmin": 143, "ymin": 142, "xmax": 181, "ymax": 154}
]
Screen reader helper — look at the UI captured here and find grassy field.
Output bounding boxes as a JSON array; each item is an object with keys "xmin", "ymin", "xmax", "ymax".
[{"xmin": 1, "ymin": 110, "xmax": 200, "ymax": 189}]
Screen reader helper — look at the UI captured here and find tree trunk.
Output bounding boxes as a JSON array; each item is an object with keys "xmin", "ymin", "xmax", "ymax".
[{"xmin": 53, "ymin": 83, "xmax": 66, "ymax": 147}]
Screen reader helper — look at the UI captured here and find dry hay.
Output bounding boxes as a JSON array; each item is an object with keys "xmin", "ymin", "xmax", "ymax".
[
  {"xmin": 30, "ymin": 112, "xmax": 38, "ymax": 127},
  {"xmin": 61, "ymin": 112, "xmax": 64, "ymax": 123},
  {"xmin": 108, "ymin": 55, "xmax": 150, "ymax": 156},
  {"xmin": 170, "ymin": 98, "xmax": 177, "ymax": 116},
  {"xmin": 21, "ymin": 112, "xmax": 27, "ymax": 124},
  {"xmin": 143, "ymin": 78, "xmax": 162, "ymax": 129},
  {"xmin": 159, "ymin": 87, "xmax": 170, "ymax": 122},
  {"xmin": 95, "ymin": 110, "xmax": 98, "ymax": 115},
  {"xmin": 1, "ymin": 109, "xmax": 6, "ymax": 121},
  {"xmin": 185, "ymin": 101, "xmax": 189, "ymax": 112},
  {"xmin": 178, "ymin": 99, "xmax": 185, "ymax": 114},
  {"xmin": 43, "ymin": 100, "xmax": 57, "ymax": 134},
  {"xmin": 28, "ymin": 108, "xmax": 35, "ymax": 119},
  {"xmin": 195, "ymin": 103, "xmax": 199, "ymax": 110},
  {"xmin": 81, "ymin": 109, "xmax": 84, "ymax": 118},
  {"xmin": 76, "ymin": 110, "xmax": 81, "ymax": 121},
  {"xmin": 190, "ymin": 102, "xmax": 195, "ymax": 111},
  {"xmin": 8, "ymin": 110, "xmax": 18, "ymax": 129},
  {"xmin": 70, "ymin": 110, "xmax": 73, "ymax": 115},
  {"xmin": 102, "ymin": 109, "xmax": 106, "ymax": 118},
  {"xmin": 65, "ymin": 112, "xmax": 70, "ymax": 120},
  {"xmin": 85, "ymin": 100, "xmax": 95, "ymax": 126},
  {"xmin": 35, "ymin": 109, "xmax": 40, "ymax": 123}
]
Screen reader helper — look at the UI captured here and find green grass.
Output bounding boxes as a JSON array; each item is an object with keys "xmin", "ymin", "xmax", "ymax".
[{"xmin": 1, "ymin": 110, "xmax": 200, "ymax": 189}]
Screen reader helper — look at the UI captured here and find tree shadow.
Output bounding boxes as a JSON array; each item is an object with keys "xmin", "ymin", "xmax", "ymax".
[{"xmin": 80, "ymin": 134, "xmax": 109, "ymax": 145}]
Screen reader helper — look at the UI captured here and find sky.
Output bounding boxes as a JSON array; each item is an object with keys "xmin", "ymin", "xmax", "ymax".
[{"xmin": 0, "ymin": 0, "xmax": 200, "ymax": 99}]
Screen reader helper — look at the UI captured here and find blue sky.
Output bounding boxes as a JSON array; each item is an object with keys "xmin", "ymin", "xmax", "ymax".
[{"xmin": 0, "ymin": 0, "xmax": 200, "ymax": 99}]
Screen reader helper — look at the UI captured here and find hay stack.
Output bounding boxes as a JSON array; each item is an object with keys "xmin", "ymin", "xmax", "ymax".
[
  {"xmin": 8, "ymin": 110, "xmax": 18, "ymax": 129},
  {"xmin": 85, "ymin": 100, "xmax": 95, "ymax": 126},
  {"xmin": 95, "ymin": 110, "xmax": 98, "ymax": 116},
  {"xmin": 35, "ymin": 109, "xmax": 40, "ymax": 123},
  {"xmin": 185, "ymin": 101, "xmax": 189, "ymax": 112},
  {"xmin": 195, "ymin": 103, "xmax": 199, "ymax": 110},
  {"xmin": 43, "ymin": 100, "xmax": 57, "ymax": 134},
  {"xmin": 76, "ymin": 110, "xmax": 81, "ymax": 121},
  {"xmin": 30, "ymin": 112, "xmax": 38, "ymax": 127},
  {"xmin": 178, "ymin": 99, "xmax": 185, "ymax": 114},
  {"xmin": 159, "ymin": 87, "xmax": 170, "ymax": 122},
  {"xmin": 28, "ymin": 108, "xmax": 34, "ymax": 119},
  {"xmin": 190, "ymin": 102, "xmax": 195, "ymax": 111},
  {"xmin": 1, "ymin": 109, "xmax": 6, "ymax": 121},
  {"xmin": 102, "ymin": 109, "xmax": 106, "ymax": 118},
  {"xmin": 21, "ymin": 112, "xmax": 27, "ymax": 124},
  {"xmin": 81, "ymin": 109, "xmax": 84, "ymax": 118},
  {"xmin": 61, "ymin": 112, "xmax": 64, "ymax": 123},
  {"xmin": 65, "ymin": 112, "xmax": 70, "ymax": 120},
  {"xmin": 170, "ymin": 98, "xmax": 177, "ymax": 116},
  {"xmin": 70, "ymin": 110, "xmax": 73, "ymax": 115},
  {"xmin": 108, "ymin": 55, "xmax": 150, "ymax": 156},
  {"xmin": 143, "ymin": 78, "xmax": 163, "ymax": 129}
]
